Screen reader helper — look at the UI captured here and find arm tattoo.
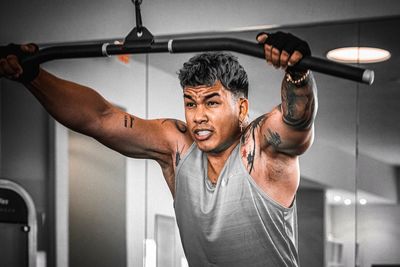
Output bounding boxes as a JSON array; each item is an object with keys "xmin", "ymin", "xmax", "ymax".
[
  {"xmin": 241, "ymin": 114, "xmax": 268, "ymax": 174},
  {"xmin": 265, "ymin": 129, "xmax": 281, "ymax": 149},
  {"xmin": 175, "ymin": 143, "xmax": 185, "ymax": 167},
  {"xmin": 124, "ymin": 115, "xmax": 135, "ymax": 128},
  {"xmin": 162, "ymin": 119, "xmax": 187, "ymax": 134},
  {"xmin": 281, "ymin": 72, "xmax": 317, "ymax": 130}
]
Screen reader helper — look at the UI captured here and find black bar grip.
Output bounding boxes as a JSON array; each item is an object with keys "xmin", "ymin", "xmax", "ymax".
[{"xmin": 20, "ymin": 38, "xmax": 374, "ymax": 85}]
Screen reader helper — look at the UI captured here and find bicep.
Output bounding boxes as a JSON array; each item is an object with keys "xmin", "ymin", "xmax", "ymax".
[
  {"xmin": 92, "ymin": 107, "xmax": 190, "ymax": 162},
  {"xmin": 260, "ymin": 106, "xmax": 314, "ymax": 155}
]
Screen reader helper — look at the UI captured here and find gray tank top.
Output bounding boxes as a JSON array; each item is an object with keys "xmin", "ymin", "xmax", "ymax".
[{"xmin": 174, "ymin": 142, "xmax": 299, "ymax": 267}]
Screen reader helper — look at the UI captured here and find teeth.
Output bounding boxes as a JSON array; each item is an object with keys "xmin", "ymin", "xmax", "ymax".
[{"xmin": 197, "ymin": 130, "xmax": 211, "ymax": 136}]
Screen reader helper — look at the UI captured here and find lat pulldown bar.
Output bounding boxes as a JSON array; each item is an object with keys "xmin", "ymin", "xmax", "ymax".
[
  {"xmin": 21, "ymin": 38, "xmax": 374, "ymax": 85},
  {"xmin": 19, "ymin": 0, "xmax": 374, "ymax": 85}
]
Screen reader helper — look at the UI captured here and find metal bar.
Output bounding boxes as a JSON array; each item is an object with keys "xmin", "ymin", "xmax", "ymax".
[{"xmin": 21, "ymin": 37, "xmax": 374, "ymax": 84}]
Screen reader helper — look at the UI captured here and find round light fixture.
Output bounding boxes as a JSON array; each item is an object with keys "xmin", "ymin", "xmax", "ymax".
[
  {"xmin": 333, "ymin": 195, "xmax": 342, "ymax": 202},
  {"xmin": 359, "ymin": 198, "xmax": 368, "ymax": 205},
  {"xmin": 344, "ymin": 199, "xmax": 352, "ymax": 206},
  {"xmin": 326, "ymin": 47, "xmax": 391, "ymax": 64}
]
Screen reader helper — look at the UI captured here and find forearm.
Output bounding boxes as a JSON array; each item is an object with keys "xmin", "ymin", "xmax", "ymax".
[
  {"xmin": 280, "ymin": 70, "xmax": 318, "ymax": 130},
  {"xmin": 26, "ymin": 68, "xmax": 113, "ymax": 135}
]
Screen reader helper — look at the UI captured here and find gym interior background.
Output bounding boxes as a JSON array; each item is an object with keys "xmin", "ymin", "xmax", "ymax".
[{"xmin": 1, "ymin": 0, "xmax": 400, "ymax": 266}]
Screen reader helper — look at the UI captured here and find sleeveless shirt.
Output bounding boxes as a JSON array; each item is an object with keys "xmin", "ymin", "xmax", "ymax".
[{"xmin": 174, "ymin": 142, "xmax": 299, "ymax": 267}]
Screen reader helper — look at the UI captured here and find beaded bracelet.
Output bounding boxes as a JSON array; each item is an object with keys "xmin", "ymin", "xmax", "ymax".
[{"xmin": 285, "ymin": 70, "xmax": 310, "ymax": 86}]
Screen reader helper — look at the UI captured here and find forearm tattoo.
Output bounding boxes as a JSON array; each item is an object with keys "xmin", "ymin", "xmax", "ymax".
[
  {"xmin": 241, "ymin": 114, "xmax": 268, "ymax": 174},
  {"xmin": 281, "ymin": 72, "xmax": 317, "ymax": 130},
  {"xmin": 161, "ymin": 119, "xmax": 187, "ymax": 134},
  {"xmin": 124, "ymin": 115, "xmax": 135, "ymax": 128}
]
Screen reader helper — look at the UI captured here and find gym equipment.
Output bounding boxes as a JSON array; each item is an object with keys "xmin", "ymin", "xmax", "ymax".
[
  {"xmin": 19, "ymin": 0, "xmax": 374, "ymax": 85},
  {"xmin": 0, "ymin": 179, "xmax": 37, "ymax": 267}
]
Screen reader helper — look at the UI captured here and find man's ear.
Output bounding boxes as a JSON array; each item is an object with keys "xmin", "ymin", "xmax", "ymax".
[{"xmin": 239, "ymin": 98, "xmax": 249, "ymax": 121}]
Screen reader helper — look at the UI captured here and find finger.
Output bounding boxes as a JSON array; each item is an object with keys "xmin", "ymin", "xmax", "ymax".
[
  {"xmin": 7, "ymin": 55, "xmax": 23, "ymax": 77},
  {"xmin": 288, "ymin": 51, "xmax": 303, "ymax": 66},
  {"xmin": 256, "ymin": 33, "xmax": 268, "ymax": 44},
  {"xmin": 0, "ymin": 58, "xmax": 17, "ymax": 76},
  {"xmin": 20, "ymin": 43, "xmax": 37, "ymax": 53},
  {"xmin": 271, "ymin": 47, "xmax": 281, "ymax": 68},
  {"xmin": 264, "ymin": 44, "xmax": 273, "ymax": 64},
  {"xmin": 280, "ymin": 50, "xmax": 290, "ymax": 68}
]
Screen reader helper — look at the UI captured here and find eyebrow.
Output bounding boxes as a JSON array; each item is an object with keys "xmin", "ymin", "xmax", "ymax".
[
  {"xmin": 204, "ymin": 93, "xmax": 220, "ymax": 100},
  {"xmin": 183, "ymin": 93, "xmax": 220, "ymax": 101},
  {"xmin": 183, "ymin": 94, "xmax": 194, "ymax": 101}
]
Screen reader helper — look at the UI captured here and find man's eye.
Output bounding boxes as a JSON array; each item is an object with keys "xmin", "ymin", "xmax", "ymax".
[
  {"xmin": 186, "ymin": 102, "xmax": 195, "ymax": 107},
  {"xmin": 207, "ymin": 101, "xmax": 218, "ymax": 107}
]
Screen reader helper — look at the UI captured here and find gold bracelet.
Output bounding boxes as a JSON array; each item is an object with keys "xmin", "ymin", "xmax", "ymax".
[{"xmin": 285, "ymin": 70, "xmax": 310, "ymax": 86}]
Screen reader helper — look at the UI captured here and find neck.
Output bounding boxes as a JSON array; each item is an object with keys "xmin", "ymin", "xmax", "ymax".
[{"xmin": 206, "ymin": 139, "xmax": 240, "ymax": 184}]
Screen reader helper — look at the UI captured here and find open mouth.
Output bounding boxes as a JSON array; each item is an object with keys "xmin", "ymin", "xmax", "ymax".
[{"xmin": 193, "ymin": 129, "xmax": 213, "ymax": 141}]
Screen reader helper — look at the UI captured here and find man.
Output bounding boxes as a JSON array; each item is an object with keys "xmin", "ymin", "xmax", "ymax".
[{"xmin": 0, "ymin": 31, "xmax": 317, "ymax": 266}]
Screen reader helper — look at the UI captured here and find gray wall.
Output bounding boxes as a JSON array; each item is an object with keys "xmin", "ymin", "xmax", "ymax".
[
  {"xmin": 331, "ymin": 204, "xmax": 400, "ymax": 267},
  {"xmin": 356, "ymin": 204, "xmax": 400, "ymax": 266},
  {"xmin": 0, "ymin": 79, "xmax": 54, "ymax": 264},
  {"xmin": 44, "ymin": 54, "xmax": 148, "ymax": 267},
  {"xmin": 68, "ymin": 131, "xmax": 126, "ymax": 267},
  {"xmin": 358, "ymin": 154, "xmax": 398, "ymax": 203},
  {"xmin": 297, "ymin": 188, "xmax": 326, "ymax": 267},
  {"xmin": 2, "ymin": 0, "xmax": 400, "ymax": 43},
  {"xmin": 0, "ymin": 82, "xmax": 2, "ymax": 174},
  {"xmin": 330, "ymin": 205, "xmax": 357, "ymax": 267}
]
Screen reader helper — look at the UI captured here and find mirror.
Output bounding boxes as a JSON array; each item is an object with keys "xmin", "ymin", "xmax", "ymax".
[{"xmin": 356, "ymin": 16, "xmax": 400, "ymax": 267}]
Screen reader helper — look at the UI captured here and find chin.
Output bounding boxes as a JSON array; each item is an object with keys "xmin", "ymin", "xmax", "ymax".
[
  {"xmin": 195, "ymin": 141, "xmax": 228, "ymax": 154},
  {"xmin": 193, "ymin": 139, "xmax": 216, "ymax": 152},
  {"xmin": 195, "ymin": 141, "xmax": 214, "ymax": 153}
]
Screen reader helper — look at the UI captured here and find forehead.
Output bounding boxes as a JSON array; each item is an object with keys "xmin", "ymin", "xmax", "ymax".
[{"xmin": 183, "ymin": 81, "xmax": 231, "ymax": 98}]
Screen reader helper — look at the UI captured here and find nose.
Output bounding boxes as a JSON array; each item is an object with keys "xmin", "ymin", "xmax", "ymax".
[{"xmin": 193, "ymin": 105, "xmax": 208, "ymax": 124}]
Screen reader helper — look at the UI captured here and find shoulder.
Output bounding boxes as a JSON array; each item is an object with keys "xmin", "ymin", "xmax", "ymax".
[
  {"xmin": 160, "ymin": 119, "xmax": 188, "ymax": 134},
  {"xmin": 240, "ymin": 109, "xmax": 300, "ymax": 176},
  {"xmin": 155, "ymin": 118, "xmax": 193, "ymax": 166}
]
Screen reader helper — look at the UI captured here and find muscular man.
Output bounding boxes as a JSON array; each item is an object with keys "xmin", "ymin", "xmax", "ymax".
[{"xmin": 0, "ymin": 32, "xmax": 317, "ymax": 266}]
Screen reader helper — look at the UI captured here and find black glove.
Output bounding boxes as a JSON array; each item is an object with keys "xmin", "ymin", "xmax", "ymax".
[
  {"xmin": 0, "ymin": 43, "xmax": 40, "ymax": 83},
  {"xmin": 256, "ymin": 31, "xmax": 311, "ymax": 58}
]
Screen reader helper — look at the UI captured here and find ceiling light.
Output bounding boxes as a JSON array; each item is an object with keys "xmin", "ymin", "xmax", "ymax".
[
  {"xmin": 333, "ymin": 195, "xmax": 342, "ymax": 202},
  {"xmin": 344, "ymin": 199, "xmax": 352, "ymax": 205},
  {"xmin": 326, "ymin": 47, "xmax": 391, "ymax": 63},
  {"xmin": 359, "ymin": 198, "xmax": 367, "ymax": 205}
]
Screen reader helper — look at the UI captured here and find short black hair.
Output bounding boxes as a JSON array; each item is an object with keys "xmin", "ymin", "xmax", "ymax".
[{"xmin": 178, "ymin": 52, "xmax": 248, "ymax": 98}]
